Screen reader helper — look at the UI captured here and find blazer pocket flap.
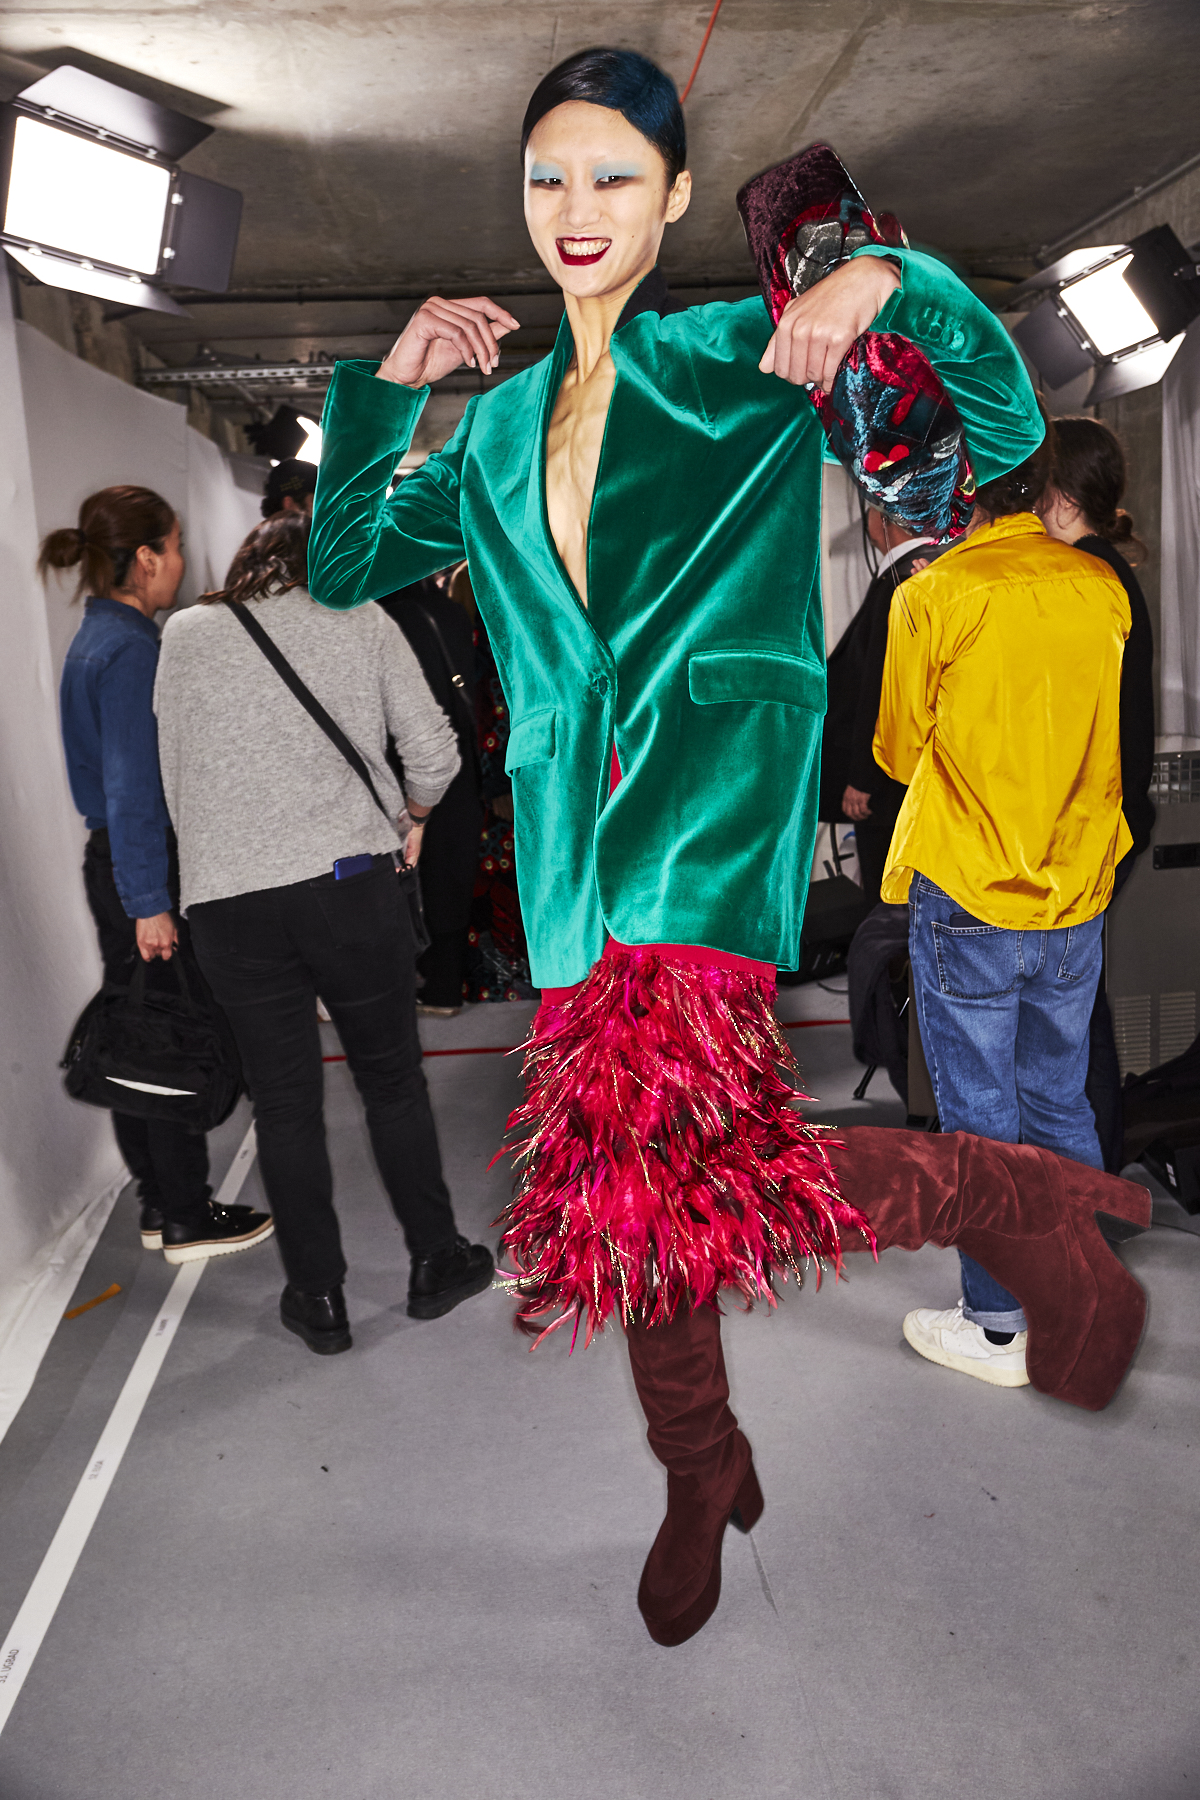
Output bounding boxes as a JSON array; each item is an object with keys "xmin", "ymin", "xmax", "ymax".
[
  {"xmin": 505, "ymin": 706, "xmax": 557, "ymax": 772},
  {"xmin": 688, "ymin": 649, "xmax": 826, "ymax": 711}
]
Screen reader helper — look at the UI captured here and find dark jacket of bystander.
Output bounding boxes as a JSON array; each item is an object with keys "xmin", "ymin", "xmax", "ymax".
[
  {"xmin": 1074, "ymin": 534, "xmax": 1156, "ymax": 858},
  {"xmin": 60, "ymin": 596, "xmax": 173, "ymax": 919}
]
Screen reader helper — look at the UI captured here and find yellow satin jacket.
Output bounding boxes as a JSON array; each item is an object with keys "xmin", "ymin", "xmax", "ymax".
[{"xmin": 874, "ymin": 513, "xmax": 1133, "ymax": 929}]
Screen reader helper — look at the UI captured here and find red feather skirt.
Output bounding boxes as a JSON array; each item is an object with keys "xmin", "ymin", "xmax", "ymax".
[{"xmin": 496, "ymin": 946, "xmax": 876, "ymax": 1347}]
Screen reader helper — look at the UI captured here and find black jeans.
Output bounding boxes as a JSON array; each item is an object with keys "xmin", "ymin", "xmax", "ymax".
[
  {"xmin": 854, "ymin": 793, "xmax": 904, "ymax": 909},
  {"xmin": 82, "ymin": 832, "xmax": 212, "ymax": 1230},
  {"xmin": 189, "ymin": 860, "xmax": 458, "ymax": 1292},
  {"xmin": 418, "ymin": 927, "xmax": 469, "ymax": 1007},
  {"xmin": 1086, "ymin": 849, "xmax": 1137, "ymax": 1173}
]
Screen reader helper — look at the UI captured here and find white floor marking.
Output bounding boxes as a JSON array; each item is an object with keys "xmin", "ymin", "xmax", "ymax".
[
  {"xmin": 215, "ymin": 1122, "xmax": 257, "ymax": 1209},
  {"xmin": 0, "ymin": 1259, "xmax": 205, "ymax": 1730},
  {"xmin": 0, "ymin": 1120, "xmax": 257, "ymax": 1735},
  {"xmin": 0, "ymin": 1172, "xmax": 126, "ymax": 1448}
]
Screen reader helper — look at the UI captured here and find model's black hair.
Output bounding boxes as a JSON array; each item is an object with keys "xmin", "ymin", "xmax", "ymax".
[{"xmin": 520, "ymin": 47, "xmax": 687, "ymax": 185}]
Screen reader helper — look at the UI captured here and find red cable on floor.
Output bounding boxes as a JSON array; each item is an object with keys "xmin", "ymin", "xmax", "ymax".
[
  {"xmin": 680, "ymin": 0, "xmax": 726, "ymax": 103},
  {"xmin": 319, "ymin": 1018, "xmax": 846, "ymax": 1064},
  {"xmin": 321, "ymin": 1047, "xmax": 516, "ymax": 1063}
]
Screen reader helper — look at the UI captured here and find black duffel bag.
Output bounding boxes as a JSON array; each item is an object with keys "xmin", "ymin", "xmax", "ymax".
[{"xmin": 61, "ymin": 952, "xmax": 243, "ymax": 1131}]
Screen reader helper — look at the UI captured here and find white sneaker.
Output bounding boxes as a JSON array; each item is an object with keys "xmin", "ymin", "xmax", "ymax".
[{"xmin": 902, "ymin": 1299, "xmax": 1030, "ymax": 1388}]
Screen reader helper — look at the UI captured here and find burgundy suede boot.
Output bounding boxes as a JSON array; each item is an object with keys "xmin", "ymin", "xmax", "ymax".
[
  {"xmin": 829, "ymin": 1128, "xmax": 1152, "ymax": 1410},
  {"xmin": 626, "ymin": 1304, "xmax": 764, "ymax": 1647}
]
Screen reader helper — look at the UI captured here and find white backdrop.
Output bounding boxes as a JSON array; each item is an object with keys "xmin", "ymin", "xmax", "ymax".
[
  {"xmin": 0, "ymin": 287, "xmax": 261, "ymax": 1425},
  {"xmin": 820, "ymin": 460, "xmax": 870, "ymax": 653},
  {"xmin": 1161, "ymin": 318, "xmax": 1200, "ymax": 746},
  {"xmin": 19, "ymin": 321, "xmax": 264, "ymax": 672}
]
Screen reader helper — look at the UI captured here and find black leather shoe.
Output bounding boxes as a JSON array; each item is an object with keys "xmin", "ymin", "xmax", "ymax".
[
  {"xmin": 139, "ymin": 1203, "xmax": 165, "ymax": 1250},
  {"xmin": 162, "ymin": 1201, "xmax": 274, "ymax": 1266},
  {"xmin": 146, "ymin": 1199, "xmax": 253, "ymax": 1252},
  {"xmin": 407, "ymin": 1236, "xmax": 494, "ymax": 1320},
  {"xmin": 280, "ymin": 1284, "xmax": 352, "ymax": 1355}
]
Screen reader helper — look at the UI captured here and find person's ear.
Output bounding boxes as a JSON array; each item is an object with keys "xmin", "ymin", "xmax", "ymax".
[{"xmin": 664, "ymin": 169, "xmax": 692, "ymax": 224}]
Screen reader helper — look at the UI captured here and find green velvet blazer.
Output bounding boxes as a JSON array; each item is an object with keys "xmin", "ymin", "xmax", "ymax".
[{"xmin": 309, "ymin": 247, "xmax": 1041, "ymax": 987}]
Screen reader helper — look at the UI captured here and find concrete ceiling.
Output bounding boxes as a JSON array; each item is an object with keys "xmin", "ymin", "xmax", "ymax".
[{"xmin": 4, "ymin": 1, "xmax": 1199, "ymax": 389}]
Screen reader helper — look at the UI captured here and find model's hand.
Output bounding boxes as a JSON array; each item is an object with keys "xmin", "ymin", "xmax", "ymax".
[
  {"xmin": 377, "ymin": 297, "xmax": 521, "ymax": 388},
  {"xmin": 842, "ymin": 785, "xmax": 873, "ymax": 822},
  {"xmin": 136, "ymin": 911, "xmax": 177, "ymax": 961},
  {"xmin": 760, "ymin": 257, "xmax": 901, "ymax": 392}
]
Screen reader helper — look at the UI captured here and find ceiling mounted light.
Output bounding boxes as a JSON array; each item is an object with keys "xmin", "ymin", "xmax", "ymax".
[
  {"xmin": 1010, "ymin": 225, "xmax": 1200, "ymax": 401},
  {"xmin": 1087, "ymin": 336, "xmax": 1185, "ymax": 404},
  {"xmin": 1, "ymin": 64, "xmax": 242, "ymax": 315},
  {"xmin": 1123, "ymin": 224, "xmax": 1200, "ymax": 342},
  {"xmin": 246, "ymin": 406, "xmax": 309, "ymax": 462},
  {"xmin": 295, "ymin": 417, "xmax": 323, "ymax": 465},
  {"xmin": 1059, "ymin": 254, "xmax": 1158, "ymax": 358}
]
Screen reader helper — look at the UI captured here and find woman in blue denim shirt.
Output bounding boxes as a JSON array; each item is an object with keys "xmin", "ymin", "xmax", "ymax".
[{"xmin": 46, "ymin": 485, "xmax": 272, "ymax": 1266}]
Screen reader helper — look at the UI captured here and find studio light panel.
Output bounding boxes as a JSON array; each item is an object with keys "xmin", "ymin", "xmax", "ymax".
[
  {"xmin": 4, "ymin": 114, "xmax": 170, "ymax": 275},
  {"xmin": 296, "ymin": 419, "xmax": 323, "ymax": 465},
  {"xmin": 1011, "ymin": 223, "xmax": 1200, "ymax": 401},
  {"xmin": 1059, "ymin": 254, "xmax": 1159, "ymax": 358},
  {"xmin": 1, "ymin": 63, "xmax": 242, "ymax": 313}
]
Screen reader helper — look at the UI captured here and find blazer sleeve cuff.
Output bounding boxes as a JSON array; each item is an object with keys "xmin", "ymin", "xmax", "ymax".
[
  {"xmin": 321, "ymin": 361, "xmax": 431, "ymax": 461},
  {"xmin": 849, "ymin": 244, "xmax": 1044, "ymax": 487}
]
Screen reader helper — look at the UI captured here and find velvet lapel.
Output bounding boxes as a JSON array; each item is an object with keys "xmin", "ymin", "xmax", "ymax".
[
  {"xmin": 526, "ymin": 269, "xmax": 681, "ymax": 627},
  {"xmin": 522, "ymin": 308, "xmax": 593, "ymax": 623}
]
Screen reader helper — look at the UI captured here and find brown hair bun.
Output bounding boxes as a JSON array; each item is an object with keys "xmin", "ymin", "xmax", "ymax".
[
  {"xmin": 1049, "ymin": 416, "xmax": 1147, "ymax": 564},
  {"xmin": 38, "ymin": 486, "xmax": 175, "ymax": 601}
]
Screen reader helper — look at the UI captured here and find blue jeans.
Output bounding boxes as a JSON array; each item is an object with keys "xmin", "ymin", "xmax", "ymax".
[{"xmin": 909, "ymin": 875, "xmax": 1104, "ymax": 1333}]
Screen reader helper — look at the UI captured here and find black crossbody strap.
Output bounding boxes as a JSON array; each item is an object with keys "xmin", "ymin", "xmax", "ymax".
[
  {"xmin": 411, "ymin": 602, "xmax": 481, "ymax": 776},
  {"xmin": 223, "ymin": 599, "xmax": 391, "ymax": 821}
]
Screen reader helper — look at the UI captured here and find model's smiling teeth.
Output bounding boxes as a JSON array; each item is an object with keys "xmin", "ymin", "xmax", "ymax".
[{"xmin": 559, "ymin": 238, "xmax": 611, "ymax": 257}]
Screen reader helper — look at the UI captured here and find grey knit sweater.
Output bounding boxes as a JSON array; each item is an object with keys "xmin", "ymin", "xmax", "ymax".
[{"xmin": 154, "ymin": 588, "xmax": 460, "ymax": 910}]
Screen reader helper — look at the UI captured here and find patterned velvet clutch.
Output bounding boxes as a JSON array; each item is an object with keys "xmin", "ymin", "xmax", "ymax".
[{"xmin": 736, "ymin": 143, "xmax": 975, "ymax": 540}]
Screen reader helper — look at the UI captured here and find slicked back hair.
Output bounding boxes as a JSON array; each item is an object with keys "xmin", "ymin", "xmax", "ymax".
[{"xmin": 521, "ymin": 47, "xmax": 687, "ymax": 185}]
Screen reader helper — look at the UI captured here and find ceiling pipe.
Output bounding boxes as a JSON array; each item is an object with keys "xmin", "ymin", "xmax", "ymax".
[{"xmin": 1036, "ymin": 147, "xmax": 1200, "ymax": 263}]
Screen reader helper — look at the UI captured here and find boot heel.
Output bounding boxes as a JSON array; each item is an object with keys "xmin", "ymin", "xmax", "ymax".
[
  {"xmin": 728, "ymin": 1461, "xmax": 764, "ymax": 1534},
  {"xmin": 1095, "ymin": 1208, "xmax": 1151, "ymax": 1247}
]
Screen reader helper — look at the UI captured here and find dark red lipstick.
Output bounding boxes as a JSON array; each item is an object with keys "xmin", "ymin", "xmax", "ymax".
[{"xmin": 557, "ymin": 237, "xmax": 612, "ymax": 266}]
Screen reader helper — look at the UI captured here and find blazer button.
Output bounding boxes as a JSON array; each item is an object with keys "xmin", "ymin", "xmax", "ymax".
[{"xmin": 590, "ymin": 673, "xmax": 610, "ymax": 697}]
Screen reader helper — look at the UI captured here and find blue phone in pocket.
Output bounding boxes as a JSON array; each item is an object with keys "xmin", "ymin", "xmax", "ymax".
[{"xmin": 334, "ymin": 854, "xmax": 375, "ymax": 881}]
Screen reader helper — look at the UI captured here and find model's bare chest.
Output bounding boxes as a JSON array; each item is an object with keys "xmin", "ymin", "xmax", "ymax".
[{"xmin": 544, "ymin": 353, "xmax": 617, "ymax": 611}]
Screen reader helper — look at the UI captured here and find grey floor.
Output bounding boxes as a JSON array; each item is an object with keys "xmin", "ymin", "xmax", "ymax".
[{"xmin": 1, "ymin": 987, "xmax": 1198, "ymax": 1800}]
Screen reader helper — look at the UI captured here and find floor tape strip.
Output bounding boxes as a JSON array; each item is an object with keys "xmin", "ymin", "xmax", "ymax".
[
  {"xmin": 215, "ymin": 1120, "xmax": 258, "ymax": 1205},
  {"xmin": 0, "ymin": 1120, "xmax": 257, "ymax": 1736},
  {"xmin": 318, "ymin": 1023, "xmax": 848, "ymax": 1067},
  {"xmin": 0, "ymin": 1260, "xmax": 204, "ymax": 1732}
]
